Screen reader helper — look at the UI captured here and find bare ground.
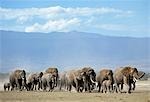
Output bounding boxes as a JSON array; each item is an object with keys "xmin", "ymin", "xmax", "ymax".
[{"xmin": 0, "ymin": 81, "xmax": 150, "ymax": 102}]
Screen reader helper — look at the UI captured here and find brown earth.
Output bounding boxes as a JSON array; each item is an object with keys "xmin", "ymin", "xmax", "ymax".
[{"xmin": 0, "ymin": 81, "xmax": 150, "ymax": 102}]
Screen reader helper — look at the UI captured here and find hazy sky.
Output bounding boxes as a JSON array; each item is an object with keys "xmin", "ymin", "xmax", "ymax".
[{"xmin": 0, "ymin": 0, "xmax": 149, "ymax": 37}]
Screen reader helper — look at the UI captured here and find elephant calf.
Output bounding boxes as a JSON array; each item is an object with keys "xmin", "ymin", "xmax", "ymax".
[
  {"xmin": 101, "ymin": 80, "xmax": 113, "ymax": 93},
  {"xmin": 4, "ymin": 82, "xmax": 10, "ymax": 91}
]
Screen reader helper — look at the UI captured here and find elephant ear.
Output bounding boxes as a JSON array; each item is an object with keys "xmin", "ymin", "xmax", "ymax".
[
  {"xmin": 39, "ymin": 72, "xmax": 43, "ymax": 77},
  {"xmin": 22, "ymin": 70, "xmax": 26, "ymax": 76},
  {"xmin": 107, "ymin": 70, "xmax": 113, "ymax": 76},
  {"xmin": 121, "ymin": 67, "xmax": 131, "ymax": 77}
]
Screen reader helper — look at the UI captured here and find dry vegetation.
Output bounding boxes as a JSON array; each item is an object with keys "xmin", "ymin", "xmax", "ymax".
[{"xmin": 0, "ymin": 81, "xmax": 150, "ymax": 102}]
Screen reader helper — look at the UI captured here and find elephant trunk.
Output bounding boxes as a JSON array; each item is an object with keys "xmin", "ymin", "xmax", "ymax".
[{"xmin": 138, "ymin": 72, "xmax": 145, "ymax": 79}]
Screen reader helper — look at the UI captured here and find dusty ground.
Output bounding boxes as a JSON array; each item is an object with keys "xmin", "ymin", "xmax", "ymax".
[{"xmin": 0, "ymin": 81, "xmax": 150, "ymax": 102}]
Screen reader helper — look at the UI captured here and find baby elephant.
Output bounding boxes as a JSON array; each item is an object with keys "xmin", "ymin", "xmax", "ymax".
[
  {"xmin": 4, "ymin": 83, "xmax": 11, "ymax": 91},
  {"xmin": 101, "ymin": 80, "xmax": 113, "ymax": 93}
]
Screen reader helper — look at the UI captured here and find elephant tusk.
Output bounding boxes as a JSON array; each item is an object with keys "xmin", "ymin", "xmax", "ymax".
[
  {"xmin": 90, "ymin": 77, "xmax": 98, "ymax": 86},
  {"xmin": 133, "ymin": 77, "xmax": 138, "ymax": 82}
]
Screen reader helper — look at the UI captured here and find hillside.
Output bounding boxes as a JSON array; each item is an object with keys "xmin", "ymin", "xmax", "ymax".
[{"xmin": 0, "ymin": 30, "xmax": 150, "ymax": 72}]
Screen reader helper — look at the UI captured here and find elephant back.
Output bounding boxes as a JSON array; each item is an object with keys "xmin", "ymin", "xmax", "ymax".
[
  {"xmin": 42, "ymin": 73, "xmax": 54, "ymax": 82},
  {"xmin": 45, "ymin": 67, "xmax": 58, "ymax": 77},
  {"xmin": 65, "ymin": 70, "xmax": 82, "ymax": 81},
  {"xmin": 11, "ymin": 69, "xmax": 26, "ymax": 79},
  {"xmin": 82, "ymin": 67, "xmax": 95, "ymax": 76},
  {"xmin": 97, "ymin": 69, "xmax": 113, "ymax": 82},
  {"xmin": 27, "ymin": 73, "xmax": 37, "ymax": 83}
]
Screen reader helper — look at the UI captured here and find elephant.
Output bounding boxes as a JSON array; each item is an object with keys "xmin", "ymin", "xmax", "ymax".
[
  {"xmin": 27, "ymin": 72, "xmax": 43, "ymax": 91},
  {"xmin": 9, "ymin": 69, "xmax": 27, "ymax": 91},
  {"xmin": 113, "ymin": 66, "xmax": 140, "ymax": 93},
  {"xmin": 59, "ymin": 72, "xmax": 67, "ymax": 91},
  {"xmin": 101, "ymin": 80, "xmax": 113, "ymax": 93},
  {"xmin": 4, "ymin": 82, "xmax": 10, "ymax": 91},
  {"xmin": 45, "ymin": 67, "xmax": 59, "ymax": 87},
  {"xmin": 65, "ymin": 69, "xmax": 86, "ymax": 92},
  {"xmin": 41, "ymin": 73, "xmax": 55, "ymax": 91},
  {"xmin": 81, "ymin": 67, "xmax": 97, "ymax": 92},
  {"xmin": 96, "ymin": 69, "xmax": 114, "ymax": 93},
  {"xmin": 121, "ymin": 71, "xmax": 145, "ymax": 91}
]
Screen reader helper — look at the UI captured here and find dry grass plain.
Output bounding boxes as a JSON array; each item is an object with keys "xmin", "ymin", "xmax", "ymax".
[{"xmin": 0, "ymin": 81, "xmax": 150, "ymax": 102}]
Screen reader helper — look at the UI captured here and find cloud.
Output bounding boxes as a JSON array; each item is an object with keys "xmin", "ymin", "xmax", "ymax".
[
  {"xmin": 25, "ymin": 18, "xmax": 80, "ymax": 32},
  {"xmin": 17, "ymin": 16, "xmax": 29, "ymax": 24},
  {"xmin": 0, "ymin": 6, "xmax": 133, "ymax": 21},
  {"xmin": 0, "ymin": 6, "xmax": 134, "ymax": 33}
]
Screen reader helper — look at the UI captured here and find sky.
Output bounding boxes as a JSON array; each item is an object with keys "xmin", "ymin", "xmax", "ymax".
[{"xmin": 0, "ymin": 0, "xmax": 149, "ymax": 37}]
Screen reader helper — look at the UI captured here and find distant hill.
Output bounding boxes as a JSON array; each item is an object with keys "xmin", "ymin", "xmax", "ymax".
[{"xmin": 0, "ymin": 30, "xmax": 150, "ymax": 72}]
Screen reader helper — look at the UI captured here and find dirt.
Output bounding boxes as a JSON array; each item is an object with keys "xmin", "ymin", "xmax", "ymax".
[{"xmin": 0, "ymin": 81, "xmax": 150, "ymax": 102}]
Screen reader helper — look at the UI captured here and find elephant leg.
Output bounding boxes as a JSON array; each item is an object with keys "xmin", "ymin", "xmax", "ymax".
[
  {"xmin": 35, "ymin": 84, "xmax": 37, "ymax": 91},
  {"xmin": 88, "ymin": 83, "xmax": 91, "ymax": 92},
  {"xmin": 124, "ymin": 83, "xmax": 131, "ymax": 93},
  {"xmin": 38, "ymin": 82, "xmax": 40, "ymax": 90},
  {"xmin": 121, "ymin": 83, "xmax": 123, "ymax": 90},
  {"xmin": 83, "ymin": 82, "xmax": 87, "ymax": 92},
  {"xmin": 124, "ymin": 78, "xmax": 131, "ymax": 93},
  {"xmin": 115, "ymin": 83, "xmax": 121, "ymax": 93},
  {"xmin": 105, "ymin": 85, "xmax": 107, "ymax": 93},
  {"xmin": 110, "ymin": 85, "xmax": 113, "ymax": 93},
  {"xmin": 101, "ymin": 86, "xmax": 104, "ymax": 93},
  {"xmin": 8, "ymin": 87, "xmax": 10, "ymax": 91},
  {"xmin": 10, "ymin": 84, "xmax": 14, "ymax": 91},
  {"xmin": 31, "ymin": 83, "xmax": 34, "ymax": 90},
  {"xmin": 98, "ymin": 83, "xmax": 101, "ymax": 92},
  {"xmin": 132, "ymin": 82, "xmax": 136, "ymax": 90},
  {"xmin": 47, "ymin": 82, "xmax": 51, "ymax": 91},
  {"xmin": 59, "ymin": 81, "xmax": 62, "ymax": 91},
  {"xmin": 16, "ymin": 80, "xmax": 21, "ymax": 91},
  {"xmin": 68, "ymin": 84, "xmax": 72, "ymax": 92},
  {"xmin": 4, "ymin": 87, "xmax": 6, "ymax": 91}
]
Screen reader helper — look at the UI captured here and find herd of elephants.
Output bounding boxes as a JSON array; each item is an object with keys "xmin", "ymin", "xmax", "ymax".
[{"xmin": 3, "ymin": 66, "xmax": 145, "ymax": 94}]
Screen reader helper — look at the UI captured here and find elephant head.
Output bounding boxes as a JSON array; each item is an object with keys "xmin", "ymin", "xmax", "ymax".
[{"xmin": 121, "ymin": 67, "xmax": 139, "ymax": 81}]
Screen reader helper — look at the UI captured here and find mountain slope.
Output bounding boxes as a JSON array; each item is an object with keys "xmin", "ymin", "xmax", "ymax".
[{"xmin": 0, "ymin": 30, "xmax": 150, "ymax": 72}]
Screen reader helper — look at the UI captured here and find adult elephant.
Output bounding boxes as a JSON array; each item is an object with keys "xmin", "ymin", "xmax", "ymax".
[
  {"xmin": 81, "ymin": 67, "xmax": 97, "ymax": 92},
  {"xmin": 41, "ymin": 73, "xmax": 55, "ymax": 91},
  {"xmin": 114, "ymin": 66, "xmax": 140, "ymax": 93},
  {"xmin": 27, "ymin": 72, "xmax": 43, "ymax": 91},
  {"xmin": 9, "ymin": 69, "xmax": 27, "ymax": 91},
  {"xmin": 65, "ymin": 69, "xmax": 86, "ymax": 92},
  {"xmin": 120, "ymin": 70, "xmax": 145, "ymax": 91},
  {"xmin": 96, "ymin": 69, "xmax": 114, "ymax": 93},
  {"xmin": 45, "ymin": 67, "xmax": 59, "ymax": 87}
]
